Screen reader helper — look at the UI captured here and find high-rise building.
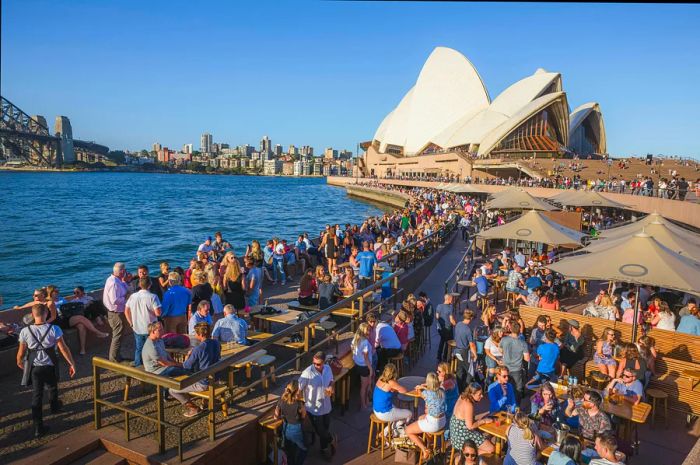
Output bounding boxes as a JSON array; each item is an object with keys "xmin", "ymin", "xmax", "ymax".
[
  {"xmin": 211, "ymin": 143, "xmax": 220, "ymax": 154},
  {"xmin": 324, "ymin": 147, "xmax": 338, "ymax": 160},
  {"xmin": 54, "ymin": 116, "xmax": 75, "ymax": 164},
  {"xmin": 300, "ymin": 145, "xmax": 314, "ymax": 157},
  {"xmin": 182, "ymin": 143, "xmax": 193, "ymax": 154},
  {"xmin": 200, "ymin": 133, "xmax": 213, "ymax": 153},
  {"xmin": 338, "ymin": 149, "xmax": 353, "ymax": 160},
  {"xmin": 288, "ymin": 144, "xmax": 298, "ymax": 156},
  {"xmin": 239, "ymin": 144, "xmax": 254, "ymax": 157},
  {"xmin": 274, "ymin": 144, "xmax": 283, "ymax": 156},
  {"xmin": 153, "ymin": 143, "xmax": 162, "ymax": 153},
  {"xmin": 260, "ymin": 136, "xmax": 272, "ymax": 156}
]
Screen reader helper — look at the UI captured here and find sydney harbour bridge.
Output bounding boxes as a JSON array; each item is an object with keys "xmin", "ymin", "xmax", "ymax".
[{"xmin": 1, "ymin": 96, "xmax": 108, "ymax": 167}]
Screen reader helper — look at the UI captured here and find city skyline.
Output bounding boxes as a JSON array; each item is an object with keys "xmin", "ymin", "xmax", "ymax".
[{"xmin": 2, "ymin": 1, "xmax": 699, "ymax": 159}]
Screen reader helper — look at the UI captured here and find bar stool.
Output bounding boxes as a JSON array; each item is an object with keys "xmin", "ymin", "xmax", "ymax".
[
  {"xmin": 647, "ymin": 388, "xmax": 669, "ymax": 428},
  {"xmin": 367, "ymin": 413, "xmax": 393, "ymax": 459},
  {"xmin": 389, "ymin": 353, "xmax": 405, "ymax": 378},
  {"xmin": 447, "ymin": 340, "xmax": 457, "ymax": 372},
  {"xmin": 423, "ymin": 324, "xmax": 432, "ymax": 349},
  {"xmin": 450, "ymin": 292, "xmax": 461, "ymax": 314},
  {"xmin": 419, "ymin": 430, "xmax": 446, "ymax": 464},
  {"xmin": 505, "ymin": 291, "xmax": 519, "ymax": 310}
]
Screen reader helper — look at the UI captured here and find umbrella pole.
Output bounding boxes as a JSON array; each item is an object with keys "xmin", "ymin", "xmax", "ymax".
[{"xmin": 631, "ymin": 283, "xmax": 641, "ymax": 342}]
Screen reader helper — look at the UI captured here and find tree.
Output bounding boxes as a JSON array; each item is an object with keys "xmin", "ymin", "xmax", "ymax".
[{"xmin": 107, "ymin": 150, "xmax": 127, "ymax": 164}]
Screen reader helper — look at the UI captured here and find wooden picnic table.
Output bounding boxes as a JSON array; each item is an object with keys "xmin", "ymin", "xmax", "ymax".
[
  {"xmin": 254, "ymin": 309, "xmax": 305, "ymax": 332},
  {"xmin": 397, "ymin": 376, "xmax": 426, "ymax": 416},
  {"xmin": 477, "ymin": 411, "xmax": 511, "ymax": 455}
]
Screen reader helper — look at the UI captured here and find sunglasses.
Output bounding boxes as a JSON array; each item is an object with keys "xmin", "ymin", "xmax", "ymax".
[{"xmin": 463, "ymin": 452, "xmax": 477, "ymax": 458}]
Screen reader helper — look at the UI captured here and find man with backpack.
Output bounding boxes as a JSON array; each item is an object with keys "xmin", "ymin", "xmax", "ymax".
[{"xmin": 16, "ymin": 303, "xmax": 76, "ymax": 437}]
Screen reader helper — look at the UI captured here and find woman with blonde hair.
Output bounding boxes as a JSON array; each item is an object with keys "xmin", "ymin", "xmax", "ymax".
[
  {"xmin": 480, "ymin": 304, "xmax": 497, "ymax": 329},
  {"xmin": 405, "ymin": 372, "xmax": 447, "ymax": 460},
  {"xmin": 373, "ymin": 363, "xmax": 412, "ymax": 435},
  {"xmin": 484, "ymin": 327, "xmax": 504, "ymax": 384},
  {"xmin": 352, "ymin": 323, "xmax": 373, "ymax": 409},
  {"xmin": 450, "ymin": 382, "xmax": 495, "ymax": 456},
  {"xmin": 218, "ymin": 251, "xmax": 237, "ymax": 281},
  {"xmin": 223, "ymin": 259, "xmax": 246, "ymax": 312},
  {"xmin": 594, "ymin": 327, "xmax": 617, "ymax": 378},
  {"xmin": 341, "ymin": 267, "xmax": 357, "ymax": 297},
  {"xmin": 274, "ymin": 380, "xmax": 307, "ymax": 465},
  {"xmin": 503, "ymin": 411, "xmax": 543, "ymax": 465}
]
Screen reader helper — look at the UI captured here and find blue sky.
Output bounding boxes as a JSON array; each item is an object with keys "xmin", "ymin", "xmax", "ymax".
[{"xmin": 2, "ymin": 1, "xmax": 699, "ymax": 158}]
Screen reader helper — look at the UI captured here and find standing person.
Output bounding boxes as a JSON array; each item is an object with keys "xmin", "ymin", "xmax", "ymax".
[
  {"xmin": 103, "ymin": 262, "xmax": 130, "ymax": 363},
  {"xmin": 499, "ymin": 321, "xmax": 530, "ymax": 402},
  {"xmin": 222, "ymin": 259, "xmax": 246, "ymax": 312},
  {"xmin": 244, "ymin": 256, "xmax": 262, "ymax": 307},
  {"xmin": 454, "ymin": 309, "xmax": 478, "ymax": 392},
  {"xmin": 16, "ymin": 304, "xmax": 76, "ymax": 437},
  {"xmin": 298, "ymin": 352, "xmax": 336, "ymax": 460},
  {"xmin": 125, "ymin": 277, "xmax": 162, "ymax": 367},
  {"xmin": 298, "ymin": 268, "xmax": 319, "ymax": 306},
  {"xmin": 320, "ymin": 226, "xmax": 340, "ymax": 275},
  {"xmin": 274, "ymin": 380, "xmax": 308, "ymax": 465},
  {"xmin": 160, "ymin": 272, "xmax": 191, "ymax": 334},
  {"xmin": 168, "ymin": 322, "xmax": 221, "ymax": 417},
  {"xmin": 436, "ymin": 293, "xmax": 456, "ymax": 362},
  {"xmin": 356, "ymin": 241, "xmax": 377, "ymax": 289},
  {"xmin": 351, "ymin": 323, "xmax": 373, "ymax": 410},
  {"xmin": 533, "ymin": 329, "xmax": 560, "ymax": 382},
  {"xmin": 190, "ymin": 271, "xmax": 213, "ymax": 318},
  {"xmin": 374, "ymin": 318, "xmax": 402, "ymax": 374},
  {"xmin": 272, "ymin": 238, "xmax": 288, "ymax": 286}
]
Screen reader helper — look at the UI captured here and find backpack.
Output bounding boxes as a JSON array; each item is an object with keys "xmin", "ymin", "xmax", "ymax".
[{"xmin": 162, "ymin": 332, "xmax": 190, "ymax": 349}]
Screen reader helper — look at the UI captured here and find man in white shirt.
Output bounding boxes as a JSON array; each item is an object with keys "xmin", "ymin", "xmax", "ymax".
[
  {"xmin": 197, "ymin": 236, "xmax": 214, "ymax": 256},
  {"xmin": 299, "ymin": 351, "xmax": 335, "ymax": 459},
  {"xmin": 514, "ymin": 249, "xmax": 526, "ymax": 268},
  {"xmin": 125, "ymin": 277, "xmax": 162, "ymax": 367},
  {"xmin": 103, "ymin": 262, "xmax": 130, "ymax": 362}
]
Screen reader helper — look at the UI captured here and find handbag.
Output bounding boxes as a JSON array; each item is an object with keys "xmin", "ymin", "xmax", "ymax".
[
  {"xmin": 394, "ymin": 444, "xmax": 419, "ymax": 464},
  {"xmin": 326, "ymin": 355, "xmax": 343, "ymax": 377}
]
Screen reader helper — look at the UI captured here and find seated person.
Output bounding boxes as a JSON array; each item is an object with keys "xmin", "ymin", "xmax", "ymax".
[
  {"xmin": 142, "ymin": 321, "xmax": 189, "ymax": 376},
  {"xmin": 564, "ymin": 390, "xmax": 612, "ymax": 442},
  {"xmin": 487, "ymin": 366, "xmax": 517, "ymax": 414},
  {"xmin": 524, "ymin": 273, "xmax": 542, "ymax": 293},
  {"xmin": 529, "ymin": 382, "xmax": 563, "ymax": 427},
  {"xmin": 188, "ymin": 300, "xmax": 213, "ymax": 335},
  {"xmin": 317, "ymin": 275, "xmax": 342, "ymax": 310},
  {"xmin": 559, "ymin": 319, "xmax": 585, "ymax": 375},
  {"xmin": 405, "ymin": 372, "xmax": 447, "ymax": 462},
  {"xmin": 480, "ymin": 261, "xmax": 497, "ymax": 279},
  {"xmin": 212, "ymin": 304, "xmax": 248, "ymax": 345},
  {"xmin": 472, "ymin": 269, "xmax": 490, "ymax": 297},
  {"xmin": 505, "ymin": 266, "xmax": 528, "ymax": 304},
  {"xmin": 373, "ymin": 362, "xmax": 412, "ymax": 432},
  {"xmin": 604, "ymin": 368, "xmax": 644, "ymax": 405},
  {"xmin": 297, "ymin": 268, "xmax": 318, "ymax": 306},
  {"xmin": 590, "ymin": 432, "xmax": 625, "ymax": 465},
  {"xmin": 168, "ymin": 322, "xmax": 221, "ymax": 417}
]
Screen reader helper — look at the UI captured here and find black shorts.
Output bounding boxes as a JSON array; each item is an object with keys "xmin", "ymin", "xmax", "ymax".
[{"xmin": 352, "ymin": 365, "xmax": 370, "ymax": 378}]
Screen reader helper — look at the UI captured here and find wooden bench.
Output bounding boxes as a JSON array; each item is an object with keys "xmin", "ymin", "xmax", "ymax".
[{"xmin": 249, "ymin": 331, "xmax": 307, "ymax": 370}]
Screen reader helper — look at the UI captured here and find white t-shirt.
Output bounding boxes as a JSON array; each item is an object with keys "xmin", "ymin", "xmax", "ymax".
[
  {"xmin": 198, "ymin": 243, "xmax": 214, "ymax": 253},
  {"xmin": 352, "ymin": 339, "xmax": 371, "ymax": 367},
  {"xmin": 299, "ymin": 364, "xmax": 333, "ymax": 415},
  {"xmin": 126, "ymin": 289, "xmax": 161, "ymax": 334},
  {"xmin": 19, "ymin": 324, "xmax": 63, "ymax": 366},
  {"xmin": 485, "ymin": 336, "xmax": 503, "ymax": 358},
  {"xmin": 656, "ymin": 312, "xmax": 676, "ymax": 331}
]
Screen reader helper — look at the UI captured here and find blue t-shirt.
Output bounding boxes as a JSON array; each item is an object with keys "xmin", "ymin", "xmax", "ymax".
[
  {"xmin": 677, "ymin": 315, "xmax": 700, "ymax": 335},
  {"xmin": 357, "ymin": 250, "xmax": 377, "ymax": 278},
  {"xmin": 525, "ymin": 276, "xmax": 542, "ymax": 291},
  {"xmin": 488, "ymin": 381, "xmax": 517, "ymax": 413},
  {"xmin": 537, "ymin": 342, "xmax": 560, "ymax": 374},
  {"xmin": 188, "ymin": 312, "xmax": 213, "ymax": 335},
  {"xmin": 183, "ymin": 339, "xmax": 221, "ymax": 385},
  {"xmin": 161, "ymin": 285, "xmax": 192, "ymax": 318},
  {"xmin": 454, "ymin": 321, "xmax": 474, "ymax": 350},
  {"xmin": 474, "ymin": 275, "xmax": 489, "ymax": 296}
]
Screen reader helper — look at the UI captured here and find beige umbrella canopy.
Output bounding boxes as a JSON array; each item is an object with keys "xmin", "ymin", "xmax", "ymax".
[
  {"xmin": 586, "ymin": 221, "xmax": 700, "ymax": 260},
  {"xmin": 477, "ymin": 210, "xmax": 587, "ymax": 247},
  {"xmin": 450, "ymin": 184, "xmax": 487, "ymax": 194},
  {"xmin": 547, "ymin": 232, "xmax": 700, "ymax": 295},
  {"xmin": 485, "ymin": 188, "xmax": 558, "ymax": 211},
  {"xmin": 599, "ymin": 212, "xmax": 699, "ymax": 243},
  {"xmin": 548, "ymin": 190, "xmax": 629, "ymax": 209}
]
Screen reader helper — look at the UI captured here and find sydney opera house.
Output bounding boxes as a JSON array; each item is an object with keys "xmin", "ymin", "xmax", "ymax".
[{"xmin": 361, "ymin": 47, "xmax": 607, "ymax": 179}]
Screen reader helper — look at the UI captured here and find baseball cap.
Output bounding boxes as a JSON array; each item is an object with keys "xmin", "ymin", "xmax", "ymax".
[{"xmin": 567, "ymin": 319, "xmax": 580, "ymax": 329}]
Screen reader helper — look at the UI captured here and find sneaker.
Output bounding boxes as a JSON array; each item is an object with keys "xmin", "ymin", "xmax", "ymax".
[{"xmin": 34, "ymin": 424, "xmax": 50, "ymax": 438}]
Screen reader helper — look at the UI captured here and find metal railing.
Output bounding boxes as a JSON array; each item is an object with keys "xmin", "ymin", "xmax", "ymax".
[{"xmin": 444, "ymin": 238, "xmax": 476, "ymax": 295}]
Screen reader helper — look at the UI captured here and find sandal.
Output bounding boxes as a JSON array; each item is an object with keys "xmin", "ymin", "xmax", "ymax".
[{"xmin": 421, "ymin": 448, "xmax": 433, "ymax": 461}]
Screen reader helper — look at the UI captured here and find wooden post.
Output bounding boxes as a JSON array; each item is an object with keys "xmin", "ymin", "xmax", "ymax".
[
  {"xmin": 93, "ymin": 365, "xmax": 102, "ymax": 430},
  {"xmin": 208, "ymin": 377, "xmax": 216, "ymax": 441},
  {"xmin": 156, "ymin": 382, "xmax": 165, "ymax": 453}
]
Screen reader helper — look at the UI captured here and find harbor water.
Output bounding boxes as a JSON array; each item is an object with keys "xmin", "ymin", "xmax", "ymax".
[{"xmin": 0, "ymin": 172, "xmax": 386, "ymax": 306}]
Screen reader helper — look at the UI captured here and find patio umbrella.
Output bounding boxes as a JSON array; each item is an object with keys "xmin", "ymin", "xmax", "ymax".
[
  {"xmin": 548, "ymin": 190, "xmax": 629, "ymax": 209},
  {"xmin": 477, "ymin": 210, "xmax": 587, "ymax": 247},
  {"xmin": 585, "ymin": 221, "xmax": 700, "ymax": 260},
  {"xmin": 450, "ymin": 184, "xmax": 487, "ymax": 194},
  {"xmin": 599, "ymin": 212, "xmax": 699, "ymax": 244},
  {"xmin": 547, "ymin": 232, "xmax": 700, "ymax": 339},
  {"xmin": 485, "ymin": 188, "xmax": 558, "ymax": 211}
]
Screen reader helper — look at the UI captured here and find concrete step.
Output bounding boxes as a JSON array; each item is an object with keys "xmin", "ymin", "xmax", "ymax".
[{"xmin": 70, "ymin": 449, "xmax": 127, "ymax": 465}]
